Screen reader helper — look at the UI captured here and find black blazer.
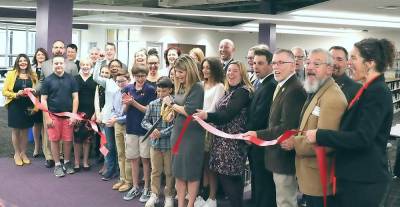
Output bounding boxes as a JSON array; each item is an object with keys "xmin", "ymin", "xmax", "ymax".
[
  {"xmin": 333, "ymin": 73, "xmax": 362, "ymax": 103},
  {"xmin": 257, "ymin": 74, "xmax": 306, "ymax": 174},
  {"xmin": 317, "ymin": 75, "xmax": 392, "ymax": 183},
  {"xmin": 247, "ymin": 74, "xmax": 276, "ymax": 131}
]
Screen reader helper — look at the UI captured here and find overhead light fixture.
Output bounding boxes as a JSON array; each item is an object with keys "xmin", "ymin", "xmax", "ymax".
[
  {"xmin": 377, "ymin": 5, "xmax": 400, "ymax": 10},
  {"xmin": 290, "ymin": 10, "xmax": 400, "ymax": 23}
]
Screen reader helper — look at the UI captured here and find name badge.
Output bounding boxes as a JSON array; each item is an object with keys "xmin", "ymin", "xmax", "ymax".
[{"xmin": 312, "ymin": 106, "xmax": 320, "ymax": 117}]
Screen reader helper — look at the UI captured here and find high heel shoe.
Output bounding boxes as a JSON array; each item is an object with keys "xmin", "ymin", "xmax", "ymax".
[
  {"xmin": 20, "ymin": 154, "xmax": 31, "ymax": 165},
  {"xmin": 14, "ymin": 155, "xmax": 23, "ymax": 166}
]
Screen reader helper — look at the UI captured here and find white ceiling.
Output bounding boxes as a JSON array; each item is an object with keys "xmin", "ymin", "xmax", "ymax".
[{"xmin": 0, "ymin": 0, "xmax": 399, "ymax": 34}]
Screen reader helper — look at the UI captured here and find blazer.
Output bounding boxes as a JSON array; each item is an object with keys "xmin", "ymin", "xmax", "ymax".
[
  {"xmin": 2, "ymin": 69, "xmax": 38, "ymax": 107},
  {"xmin": 317, "ymin": 75, "xmax": 392, "ymax": 183},
  {"xmin": 294, "ymin": 77, "xmax": 347, "ymax": 196},
  {"xmin": 333, "ymin": 73, "xmax": 361, "ymax": 103},
  {"xmin": 247, "ymin": 74, "xmax": 276, "ymax": 131},
  {"xmin": 257, "ymin": 74, "xmax": 306, "ymax": 174}
]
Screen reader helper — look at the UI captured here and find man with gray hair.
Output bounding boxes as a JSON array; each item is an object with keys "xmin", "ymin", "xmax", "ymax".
[
  {"xmin": 291, "ymin": 47, "xmax": 306, "ymax": 82},
  {"xmin": 219, "ymin": 39, "xmax": 235, "ymax": 71},
  {"xmin": 281, "ymin": 48, "xmax": 347, "ymax": 207}
]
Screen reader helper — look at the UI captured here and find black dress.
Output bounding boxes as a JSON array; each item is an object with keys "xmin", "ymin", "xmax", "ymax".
[
  {"xmin": 74, "ymin": 75, "xmax": 97, "ymax": 143},
  {"xmin": 7, "ymin": 78, "xmax": 34, "ymax": 128}
]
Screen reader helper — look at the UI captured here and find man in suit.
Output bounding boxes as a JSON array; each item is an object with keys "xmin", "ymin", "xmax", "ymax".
[
  {"xmin": 329, "ymin": 46, "xmax": 361, "ymax": 102},
  {"xmin": 281, "ymin": 49, "xmax": 347, "ymax": 207},
  {"xmin": 244, "ymin": 49, "xmax": 306, "ymax": 207},
  {"xmin": 247, "ymin": 44, "xmax": 270, "ymax": 85},
  {"xmin": 292, "ymin": 47, "xmax": 306, "ymax": 82},
  {"xmin": 67, "ymin": 43, "xmax": 80, "ymax": 71},
  {"xmin": 39, "ymin": 40, "xmax": 79, "ymax": 168},
  {"xmin": 219, "ymin": 39, "xmax": 235, "ymax": 71},
  {"xmin": 246, "ymin": 48, "xmax": 277, "ymax": 207}
]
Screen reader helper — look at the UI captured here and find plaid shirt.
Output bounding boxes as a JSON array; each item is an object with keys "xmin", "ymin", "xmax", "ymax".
[{"xmin": 141, "ymin": 98, "xmax": 173, "ymax": 151}]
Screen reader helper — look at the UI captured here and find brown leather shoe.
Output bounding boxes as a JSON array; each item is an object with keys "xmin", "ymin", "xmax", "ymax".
[
  {"xmin": 118, "ymin": 183, "xmax": 132, "ymax": 192},
  {"xmin": 112, "ymin": 181, "xmax": 124, "ymax": 190}
]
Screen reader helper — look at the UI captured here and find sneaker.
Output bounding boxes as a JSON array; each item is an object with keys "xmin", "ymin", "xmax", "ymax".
[
  {"xmin": 139, "ymin": 188, "xmax": 151, "ymax": 203},
  {"xmin": 194, "ymin": 196, "xmax": 206, "ymax": 207},
  {"xmin": 54, "ymin": 165, "xmax": 65, "ymax": 177},
  {"xmin": 204, "ymin": 198, "xmax": 217, "ymax": 207},
  {"xmin": 63, "ymin": 162, "xmax": 75, "ymax": 174},
  {"xmin": 164, "ymin": 196, "xmax": 174, "ymax": 207},
  {"xmin": 145, "ymin": 193, "xmax": 159, "ymax": 207},
  {"xmin": 123, "ymin": 186, "xmax": 141, "ymax": 201}
]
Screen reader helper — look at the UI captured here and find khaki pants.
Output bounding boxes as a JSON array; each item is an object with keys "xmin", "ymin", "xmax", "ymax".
[
  {"xmin": 114, "ymin": 123, "xmax": 132, "ymax": 184},
  {"xmin": 273, "ymin": 173, "xmax": 298, "ymax": 207},
  {"xmin": 150, "ymin": 148, "xmax": 173, "ymax": 196}
]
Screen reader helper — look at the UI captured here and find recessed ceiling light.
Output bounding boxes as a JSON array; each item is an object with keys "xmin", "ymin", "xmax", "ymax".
[{"xmin": 377, "ymin": 5, "xmax": 400, "ymax": 10}]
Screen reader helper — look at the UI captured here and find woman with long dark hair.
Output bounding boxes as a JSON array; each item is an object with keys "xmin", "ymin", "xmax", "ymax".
[{"xmin": 3, "ymin": 54, "xmax": 38, "ymax": 166}]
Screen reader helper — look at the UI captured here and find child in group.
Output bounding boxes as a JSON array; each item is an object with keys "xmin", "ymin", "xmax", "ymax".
[
  {"xmin": 122, "ymin": 65, "xmax": 157, "ymax": 202},
  {"xmin": 141, "ymin": 77, "xmax": 175, "ymax": 207}
]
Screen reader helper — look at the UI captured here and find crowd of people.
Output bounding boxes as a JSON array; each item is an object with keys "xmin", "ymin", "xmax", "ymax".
[{"xmin": 2, "ymin": 37, "xmax": 397, "ymax": 207}]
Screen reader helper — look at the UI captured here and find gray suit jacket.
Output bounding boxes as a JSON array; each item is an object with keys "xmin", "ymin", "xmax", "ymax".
[{"xmin": 256, "ymin": 74, "xmax": 306, "ymax": 174}]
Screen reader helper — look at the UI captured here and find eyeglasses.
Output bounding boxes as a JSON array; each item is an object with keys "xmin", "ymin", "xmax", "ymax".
[
  {"xmin": 305, "ymin": 61, "xmax": 328, "ymax": 68},
  {"xmin": 148, "ymin": 62, "xmax": 159, "ymax": 66},
  {"xmin": 294, "ymin": 56, "xmax": 305, "ymax": 60},
  {"xmin": 134, "ymin": 75, "xmax": 147, "ymax": 78},
  {"xmin": 271, "ymin": 61, "xmax": 293, "ymax": 66},
  {"xmin": 116, "ymin": 79, "xmax": 127, "ymax": 83}
]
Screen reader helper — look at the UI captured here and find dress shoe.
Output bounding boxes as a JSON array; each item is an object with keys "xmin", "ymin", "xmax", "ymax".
[
  {"xmin": 112, "ymin": 181, "xmax": 124, "ymax": 190},
  {"xmin": 118, "ymin": 183, "xmax": 132, "ymax": 192},
  {"xmin": 83, "ymin": 165, "xmax": 91, "ymax": 171},
  {"xmin": 14, "ymin": 155, "xmax": 23, "ymax": 166},
  {"xmin": 45, "ymin": 160, "xmax": 55, "ymax": 168},
  {"xmin": 20, "ymin": 154, "xmax": 31, "ymax": 164}
]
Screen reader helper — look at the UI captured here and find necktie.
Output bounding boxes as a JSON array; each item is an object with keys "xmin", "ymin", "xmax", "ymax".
[
  {"xmin": 273, "ymin": 85, "xmax": 281, "ymax": 101},
  {"xmin": 253, "ymin": 79, "xmax": 260, "ymax": 90}
]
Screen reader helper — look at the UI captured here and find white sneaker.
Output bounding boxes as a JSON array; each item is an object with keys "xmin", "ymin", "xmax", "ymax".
[
  {"xmin": 164, "ymin": 196, "xmax": 174, "ymax": 207},
  {"xmin": 204, "ymin": 198, "xmax": 217, "ymax": 207},
  {"xmin": 145, "ymin": 193, "xmax": 159, "ymax": 207},
  {"xmin": 194, "ymin": 196, "xmax": 206, "ymax": 207}
]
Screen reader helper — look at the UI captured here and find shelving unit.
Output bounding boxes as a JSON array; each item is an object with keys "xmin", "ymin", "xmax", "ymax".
[{"xmin": 386, "ymin": 51, "xmax": 400, "ymax": 114}]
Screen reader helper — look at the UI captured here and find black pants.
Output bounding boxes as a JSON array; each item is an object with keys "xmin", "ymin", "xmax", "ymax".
[
  {"xmin": 301, "ymin": 194, "xmax": 335, "ymax": 207},
  {"xmin": 394, "ymin": 140, "xmax": 400, "ymax": 176},
  {"xmin": 336, "ymin": 179, "xmax": 388, "ymax": 207},
  {"xmin": 249, "ymin": 146, "xmax": 277, "ymax": 207},
  {"xmin": 218, "ymin": 174, "xmax": 244, "ymax": 207}
]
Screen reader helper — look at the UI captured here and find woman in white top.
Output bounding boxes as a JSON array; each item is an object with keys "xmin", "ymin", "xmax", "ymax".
[{"xmin": 195, "ymin": 57, "xmax": 225, "ymax": 207}]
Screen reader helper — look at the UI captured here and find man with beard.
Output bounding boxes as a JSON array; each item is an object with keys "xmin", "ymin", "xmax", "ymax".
[
  {"xmin": 281, "ymin": 48, "xmax": 347, "ymax": 207},
  {"xmin": 218, "ymin": 39, "xmax": 235, "ymax": 71},
  {"xmin": 39, "ymin": 40, "xmax": 78, "ymax": 168},
  {"xmin": 329, "ymin": 46, "xmax": 361, "ymax": 102}
]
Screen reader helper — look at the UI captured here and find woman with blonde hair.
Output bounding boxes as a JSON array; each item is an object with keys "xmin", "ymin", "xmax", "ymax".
[
  {"xmin": 189, "ymin": 48, "xmax": 205, "ymax": 63},
  {"xmin": 134, "ymin": 48, "xmax": 147, "ymax": 67},
  {"xmin": 3, "ymin": 54, "xmax": 38, "ymax": 166},
  {"xmin": 194, "ymin": 60, "xmax": 253, "ymax": 207},
  {"xmin": 163, "ymin": 54, "xmax": 204, "ymax": 207}
]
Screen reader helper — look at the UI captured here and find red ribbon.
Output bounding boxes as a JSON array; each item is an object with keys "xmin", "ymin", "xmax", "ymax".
[
  {"xmin": 24, "ymin": 89, "xmax": 109, "ymax": 156},
  {"xmin": 173, "ymin": 115, "xmax": 334, "ymax": 207}
]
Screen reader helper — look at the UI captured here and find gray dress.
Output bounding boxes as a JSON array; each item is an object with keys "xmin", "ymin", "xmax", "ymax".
[{"xmin": 171, "ymin": 82, "xmax": 205, "ymax": 181}]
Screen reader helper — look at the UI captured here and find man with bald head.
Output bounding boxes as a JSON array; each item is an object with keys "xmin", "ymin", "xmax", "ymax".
[
  {"xmin": 292, "ymin": 47, "xmax": 306, "ymax": 82},
  {"xmin": 219, "ymin": 39, "xmax": 235, "ymax": 71}
]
